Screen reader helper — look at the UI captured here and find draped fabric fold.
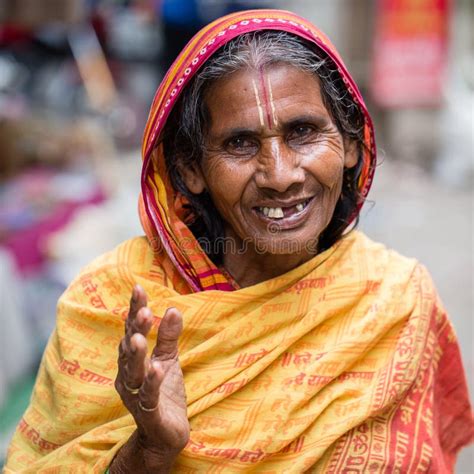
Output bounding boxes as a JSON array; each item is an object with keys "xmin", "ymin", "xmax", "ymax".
[{"xmin": 5, "ymin": 232, "xmax": 473, "ymax": 472}]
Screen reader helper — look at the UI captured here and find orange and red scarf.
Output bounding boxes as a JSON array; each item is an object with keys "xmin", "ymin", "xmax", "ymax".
[{"xmin": 138, "ymin": 9, "xmax": 376, "ymax": 292}]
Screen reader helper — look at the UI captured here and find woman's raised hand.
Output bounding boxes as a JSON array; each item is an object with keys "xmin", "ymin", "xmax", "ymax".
[{"xmin": 113, "ymin": 284, "xmax": 189, "ymax": 471}]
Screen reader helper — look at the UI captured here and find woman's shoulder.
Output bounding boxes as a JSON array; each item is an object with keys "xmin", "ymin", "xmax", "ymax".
[
  {"xmin": 340, "ymin": 231, "xmax": 445, "ymax": 324},
  {"xmin": 348, "ymin": 230, "xmax": 417, "ymax": 265},
  {"xmin": 59, "ymin": 236, "xmax": 172, "ymax": 310},
  {"xmin": 78, "ymin": 235, "xmax": 155, "ymax": 275},
  {"xmin": 344, "ymin": 230, "xmax": 432, "ymax": 286}
]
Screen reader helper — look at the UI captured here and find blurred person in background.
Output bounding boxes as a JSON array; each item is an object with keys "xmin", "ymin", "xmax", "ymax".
[{"xmin": 5, "ymin": 8, "xmax": 473, "ymax": 473}]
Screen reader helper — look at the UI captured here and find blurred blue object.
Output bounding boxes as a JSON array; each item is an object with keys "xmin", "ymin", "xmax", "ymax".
[
  {"xmin": 158, "ymin": 0, "xmax": 266, "ymax": 70},
  {"xmin": 161, "ymin": 0, "xmax": 202, "ymax": 28}
]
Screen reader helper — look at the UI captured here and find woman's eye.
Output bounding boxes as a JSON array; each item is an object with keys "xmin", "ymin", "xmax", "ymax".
[
  {"xmin": 225, "ymin": 136, "xmax": 258, "ymax": 155},
  {"xmin": 288, "ymin": 125, "xmax": 317, "ymax": 143}
]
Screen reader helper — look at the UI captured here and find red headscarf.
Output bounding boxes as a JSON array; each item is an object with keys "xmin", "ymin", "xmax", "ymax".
[{"xmin": 138, "ymin": 9, "xmax": 377, "ymax": 292}]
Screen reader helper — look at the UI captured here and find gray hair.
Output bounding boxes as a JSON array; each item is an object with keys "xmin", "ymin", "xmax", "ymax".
[{"xmin": 162, "ymin": 30, "xmax": 367, "ymax": 263}]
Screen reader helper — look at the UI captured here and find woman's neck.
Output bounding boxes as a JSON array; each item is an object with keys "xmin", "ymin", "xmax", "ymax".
[{"xmin": 221, "ymin": 234, "xmax": 316, "ymax": 288}]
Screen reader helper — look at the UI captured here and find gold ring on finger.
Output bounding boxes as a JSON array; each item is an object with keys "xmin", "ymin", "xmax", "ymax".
[
  {"xmin": 124, "ymin": 381, "xmax": 141, "ymax": 395},
  {"xmin": 138, "ymin": 400, "xmax": 158, "ymax": 412}
]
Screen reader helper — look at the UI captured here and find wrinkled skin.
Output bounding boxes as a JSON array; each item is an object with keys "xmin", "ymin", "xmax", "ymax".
[
  {"xmin": 112, "ymin": 285, "xmax": 189, "ymax": 472},
  {"xmin": 182, "ymin": 64, "xmax": 357, "ymax": 287}
]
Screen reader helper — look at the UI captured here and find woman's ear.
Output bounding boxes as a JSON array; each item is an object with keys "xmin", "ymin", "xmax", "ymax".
[
  {"xmin": 179, "ymin": 163, "xmax": 207, "ymax": 194},
  {"xmin": 343, "ymin": 138, "xmax": 359, "ymax": 169}
]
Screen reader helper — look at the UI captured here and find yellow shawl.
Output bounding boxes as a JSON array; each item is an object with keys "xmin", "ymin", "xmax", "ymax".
[{"xmin": 5, "ymin": 231, "xmax": 473, "ymax": 472}]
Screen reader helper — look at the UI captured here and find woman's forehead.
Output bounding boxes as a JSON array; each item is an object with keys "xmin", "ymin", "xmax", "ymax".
[{"xmin": 204, "ymin": 64, "xmax": 329, "ymax": 134}]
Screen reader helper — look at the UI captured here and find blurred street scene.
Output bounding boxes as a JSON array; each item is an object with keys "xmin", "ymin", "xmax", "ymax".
[{"xmin": 0, "ymin": 0, "xmax": 472, "ymax": 470}]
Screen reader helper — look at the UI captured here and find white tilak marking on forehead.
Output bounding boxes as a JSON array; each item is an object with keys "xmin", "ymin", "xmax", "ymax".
[
  {"xmin": 252, "ymin": 79, "xmax": 265, "ymax": 128},
  {"xmin": 267, "ymin": 76, "xmax": 278, "ymax": 127}
]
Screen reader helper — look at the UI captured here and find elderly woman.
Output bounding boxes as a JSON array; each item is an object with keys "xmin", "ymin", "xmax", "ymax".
[{"xmin": 5, "ymin": 9, "xmax": 473, "ymax": 473}]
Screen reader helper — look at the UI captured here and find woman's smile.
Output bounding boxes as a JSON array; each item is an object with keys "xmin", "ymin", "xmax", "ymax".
[{"xmin": 252, "ymin": 196, "xmax": 315, "ymax": 230}]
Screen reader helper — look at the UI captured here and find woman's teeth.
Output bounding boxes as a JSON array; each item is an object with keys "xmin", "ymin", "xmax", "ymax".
[
  {"xmin": 259, "ymin": 201, "xmax": 308, "ymax": 219},
  {"xmin": 264, "ymin": 207, "xmax": 284, "ymax": 218}
]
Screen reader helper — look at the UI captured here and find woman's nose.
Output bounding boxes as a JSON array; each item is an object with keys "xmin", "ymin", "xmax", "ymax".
[{"xmin": 255, "ymin": 139, "xmax": 305, "ymax": 193}]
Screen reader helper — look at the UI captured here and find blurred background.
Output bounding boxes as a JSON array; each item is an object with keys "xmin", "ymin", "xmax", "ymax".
[{"xmin": 0, "ymin": 0, "xmax": 472, "ymax": 470}]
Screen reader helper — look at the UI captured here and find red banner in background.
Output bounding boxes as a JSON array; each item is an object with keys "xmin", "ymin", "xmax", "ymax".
[{"xmin": 371, "ymin": 0, "xmax": 451, "ymax": 108}]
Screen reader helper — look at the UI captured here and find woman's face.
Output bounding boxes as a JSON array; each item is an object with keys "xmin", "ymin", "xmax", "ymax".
[{"xmin": 183, "ymin": 63, "xmax": 357, "ymax": 255}]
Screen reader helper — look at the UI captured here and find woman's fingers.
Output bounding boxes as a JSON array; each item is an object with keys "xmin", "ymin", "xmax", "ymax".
[
  {"xmin": 117, "ymin": 334, "xmax": 146, "ymax": 393},
  {"xmin": 152, "ymin": 308, "xmax": 183, "ymax": 361},
  {"xmin": 117, "ymin": 285, "xmax": 154, "ymax": 393},
  {"xmin": 125, "ymin": 333, "xmax": 148, "ymax": 389},
  {"xmin": 126, "ymin": 285, "xmax": 149, "ymax": 337},
  {"xmin": 139, "ymin": 360, "xmax": 163, "ymax": 411},
  {"xmin": 131, "ymin": 307, "xmax": 154, "ymax": 337},
  {"xmin": 129, "ymin": 285, "xmax": 148, "ymax": 320},
  {"xmin": 124, "ymin": 287, "xmax": 153, "ymax": 353},
  {"xmin": 119, "ymin": 300, "xmax": 183, "ymax": 399},
  {"xmin": 115, "ymin": 305, "xmax": 190, "ymax": 453}
]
